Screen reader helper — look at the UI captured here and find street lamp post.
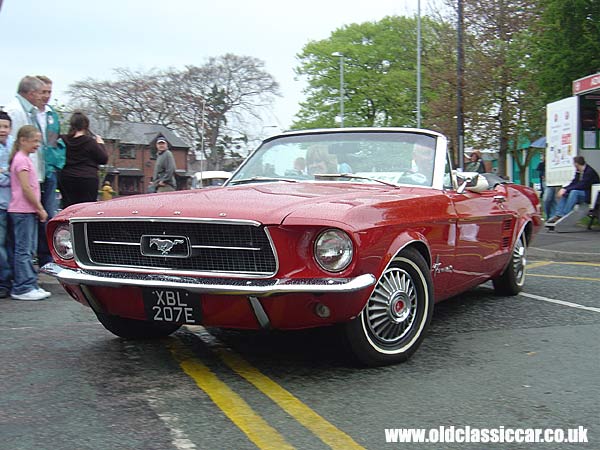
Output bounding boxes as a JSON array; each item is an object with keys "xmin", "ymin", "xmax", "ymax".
[
  {"xmin": 416, "ymin": 0, "xmax": 422, "ymax": 128},
  {"xmin": 332, "ymin": 52, "xmax": 345, "ymax": 127},
  {"xmin": 457, "ymin": 0, "xmax": 465, "ymax": 169}
]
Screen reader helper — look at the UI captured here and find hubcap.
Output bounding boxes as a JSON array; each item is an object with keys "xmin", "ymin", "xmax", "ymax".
[{"xmin": 365, "ymin": 268, "xmax": 417, "ymax": 344}]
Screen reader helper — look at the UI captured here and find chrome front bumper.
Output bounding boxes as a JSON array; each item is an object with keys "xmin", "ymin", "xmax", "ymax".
[{"xmin": 41, "ymin": 263, "xmax": 376, "ymax": 297}]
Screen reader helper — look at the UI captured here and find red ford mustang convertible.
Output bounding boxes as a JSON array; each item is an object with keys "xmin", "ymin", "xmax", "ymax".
[{"xmin": 43, "ymin": 128, "xmax": 542, "ymax": 366}]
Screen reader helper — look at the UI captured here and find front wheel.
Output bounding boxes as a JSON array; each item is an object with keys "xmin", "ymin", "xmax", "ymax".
[
  {"xmin": 342, "ymin": 248, "xmax": 433, "ymax": 366},
  {"xmin": 492, "ymin": 231, "xmax": 527, "ymax": 296},
  {"xmin": 95, "ymin": 312, "xmax": 182, "ymax": 339}
]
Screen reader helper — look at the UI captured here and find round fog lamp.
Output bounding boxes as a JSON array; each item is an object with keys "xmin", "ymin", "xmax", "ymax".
[
  {"xmin": 314, "ymin": 229, "xmax": 353, "ymax": 272},
  {"xmin": 314, "ymin": 303, "xmax": 331, "ymax": 318},
  {"xmin": 53, "ymin": 224, "xmax": 74, "ymax": 260}
]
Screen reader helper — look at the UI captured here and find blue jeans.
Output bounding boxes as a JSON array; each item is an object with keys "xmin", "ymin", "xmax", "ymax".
[
  {"xmin": 38, "ymin": 172, "xmax": 58, "ymax": 266},
  {"xmin": 543, "ymin": 186, "xmax": 557, "ymax": 218},
  {"xmin": 0, "ymin": 209, "xmax": 12, "ymax": 290},
  {"xmin": 556, "ymin": 189, "xmax": 587, "ymax": 217},
  {"xmin": 9, "ymin": 213, "xmax": 39, "ymax": 295}
]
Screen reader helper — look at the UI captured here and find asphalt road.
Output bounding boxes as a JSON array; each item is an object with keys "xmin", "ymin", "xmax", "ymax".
[{"xmin": 1, "ymin": 260, "xmax": 598, "ymax": 450}]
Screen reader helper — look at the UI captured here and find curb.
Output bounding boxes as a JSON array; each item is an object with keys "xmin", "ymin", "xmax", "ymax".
[{"xmin": 528, "ymin": 247, "xmax": 600, "ymax": 263}]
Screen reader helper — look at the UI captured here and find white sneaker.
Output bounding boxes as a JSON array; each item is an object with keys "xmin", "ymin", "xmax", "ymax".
[
  {"xmin": 11, "ymin": 289, "xmax": 49, "ymax": 301},
  {"xmin": 36, "ymin": 288, "xmax": 52, "ymax": 298}
]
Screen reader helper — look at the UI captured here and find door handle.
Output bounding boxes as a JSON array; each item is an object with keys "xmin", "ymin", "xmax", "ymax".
[{"xmin": 493, "ymin": 195, "xmax": 506, "ymax": 203}]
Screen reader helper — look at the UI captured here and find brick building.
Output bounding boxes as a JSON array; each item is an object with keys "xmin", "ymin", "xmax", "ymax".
[{"xmin": 93, "ymin": 120, "xmax": 191, "ymax": 196}]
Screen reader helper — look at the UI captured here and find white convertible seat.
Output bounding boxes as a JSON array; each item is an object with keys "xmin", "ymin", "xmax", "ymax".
[{"xmin": 466, "ymin": 174, "xmax": 489, "ymax": 193}]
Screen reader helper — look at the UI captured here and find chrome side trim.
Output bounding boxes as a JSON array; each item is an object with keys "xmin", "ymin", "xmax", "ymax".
[{"xmin": 41, "ymin": 263, "xmax": 376, "ymax": 297}]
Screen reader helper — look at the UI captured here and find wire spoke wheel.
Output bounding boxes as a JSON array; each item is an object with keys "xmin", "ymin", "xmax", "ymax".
[
  {"xmin": 343, "ymin": 248, "xmax": 433, "ymax": 366},
  {"xmin": 366, "ymin": 268, "xmax": 418, "ymax": 345},
  {"xmin": 493, "ymin": 229, "xmax": 528, "ymax": 296},
  {"xmin": 511, "ymin": 233, "xmax": 527, "ymax": 287}
]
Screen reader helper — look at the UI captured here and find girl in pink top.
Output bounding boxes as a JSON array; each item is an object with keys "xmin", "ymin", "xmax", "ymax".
[{"xmin": 8, "ymin": 125, "xmax": 50, "ymax": 301}]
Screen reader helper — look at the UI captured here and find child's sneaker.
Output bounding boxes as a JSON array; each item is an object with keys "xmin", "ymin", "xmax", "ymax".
[
  {"xmin": 11, "ymin": 289, "xmax": 49, "ymax": 301},
  {"xmin": 36, "ymin": 288, "xmax": 52, "ymax": 298}
]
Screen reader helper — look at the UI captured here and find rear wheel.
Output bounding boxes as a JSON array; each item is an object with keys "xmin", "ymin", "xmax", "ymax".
[
  {"xmin": 343, "ymin": 248, "xmax": 433, "ymax": 366},
  {"xmin": 492, "ymin": 231, "xmax": 527, "ymax": 296},
  {"xmin": 96, "ymin": 312, "xmax": 181, "ymax": 339}
]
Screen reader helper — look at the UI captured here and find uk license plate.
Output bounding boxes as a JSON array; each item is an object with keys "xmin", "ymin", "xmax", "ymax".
[{"xmin": 142, "ymin": 288, "xmax": 202, "ymax": 324}]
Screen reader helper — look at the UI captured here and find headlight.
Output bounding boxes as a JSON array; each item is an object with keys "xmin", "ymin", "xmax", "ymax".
[
  {"xmin": 52, "ymin": 224, "xmax": 73, "ymax": 260},
  {"xmin": 314, "ymin": 229, "xmax": 353, "ymax": 272}
]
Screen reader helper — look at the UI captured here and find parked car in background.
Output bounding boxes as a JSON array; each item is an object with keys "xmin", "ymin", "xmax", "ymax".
[
  {"xmin": 190, "ymin": 170, "xmax": 232, "ymax": 189},
  {"xmin": 43, "ymin": 128, "xmax": 542, "ymax": 366}
]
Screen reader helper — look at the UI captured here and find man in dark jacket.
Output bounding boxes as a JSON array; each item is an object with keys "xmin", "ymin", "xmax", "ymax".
[
  {"xmin": 150, "ymin": 136, "xmax": 176, "ymax": 192},
  {"xmin": 547, "ymin": 156, "xmax": 600, "ymax": 223}
]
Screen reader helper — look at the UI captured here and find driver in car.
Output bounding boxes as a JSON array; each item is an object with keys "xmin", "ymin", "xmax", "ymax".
[{"xmin": 409, "ymin": 143, "xmax": 435, "ymax": 185}]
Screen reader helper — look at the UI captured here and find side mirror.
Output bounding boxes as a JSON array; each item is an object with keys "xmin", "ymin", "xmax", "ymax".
[{"xmin": 456, "ymin": 172, "xmax": 479, "ymax": 194}]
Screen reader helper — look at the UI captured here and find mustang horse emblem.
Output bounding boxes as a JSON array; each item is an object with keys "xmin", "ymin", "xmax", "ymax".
[{"xmin": 149, "ymin": 238, "xmax": 185, "ymax": 255}]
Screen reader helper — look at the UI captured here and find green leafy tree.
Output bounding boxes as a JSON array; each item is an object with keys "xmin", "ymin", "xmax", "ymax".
[
  {"xmin": 533, "ymin": 0, "xmax": 600, "ymax": 103},
  {"xmin": 293, "ymin": 16, "xmax": 446, "ymax": 129}
]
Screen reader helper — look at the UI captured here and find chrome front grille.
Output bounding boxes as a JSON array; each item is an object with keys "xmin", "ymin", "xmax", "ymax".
[{"xmin": 73, "ymin": 219, "xmax": 277, "ymax": 275}]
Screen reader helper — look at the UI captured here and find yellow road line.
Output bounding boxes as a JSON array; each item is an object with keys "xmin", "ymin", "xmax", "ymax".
[
  {"xmin": 216, "ymin": 347, "xmax": 366, "ymax": 450},
  {"xmin": 169, "ymin": 341, "xmax": 294, "ymax": 450},
  {"xmin": 528, "ymin": 273, "xmax": 600, "ymax": 282},
  {"xmin": 556, "ymin": 261, "xmax": 600, "ymax": 267},
  {"xmin": 526, "ymin": 261, "xmax": 554, "ymax": 270},
  {"xmin": 530, "ymin": 260, "xmax": 600, "ymax": 267}
]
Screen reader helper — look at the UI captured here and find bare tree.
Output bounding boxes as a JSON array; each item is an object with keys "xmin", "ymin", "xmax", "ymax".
[
  {"xmin": 174, "ymin": 54, "xmax": 280, "ymax": 169},
  {"xmin": 67, "ymin": 54, "xmax": 280, "ymax": 170},
  {"xmin": 437, "ymin": 0, "xmax": 542, "ymax": 177}
]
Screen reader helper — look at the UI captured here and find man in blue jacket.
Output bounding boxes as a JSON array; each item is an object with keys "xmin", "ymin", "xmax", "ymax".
[{"xmin": 547, "ymin": 156, "xmax": 600, "ymax": 223}]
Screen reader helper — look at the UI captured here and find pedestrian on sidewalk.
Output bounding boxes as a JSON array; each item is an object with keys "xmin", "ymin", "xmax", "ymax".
[
  {"xmin": 149, "ymin": 136, "xmax": 176, "ymax": 192},
  {"xmin": 99, "ymin": 180, "xmax": 115, "ymax": 201},
  {"xmin": 34, "ymin": 75, "xmax": 65, "ymax": 266},
  {"xmin": 0, "ymin": 111, "xmax": 14, "ymax": 299},
  {"xmin": 58, "ymin": 111, "xmax": 108, "ymax": 208},
  {"xmin": 547, "ymin": 156, "xmax": 600, "ymax": 223},
  {"xmin": 8, "ymin": 125, "xmax": 51, "ymax": 301}
]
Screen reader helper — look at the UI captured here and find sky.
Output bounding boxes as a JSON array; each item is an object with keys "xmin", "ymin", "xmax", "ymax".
[{"xmin": 0, "ymin": 0, "xmax": 423, "ymax": 139}]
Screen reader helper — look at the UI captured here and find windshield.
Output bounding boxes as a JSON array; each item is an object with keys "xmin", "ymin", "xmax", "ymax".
[{"xmin": 229, "ymin": 131, "xmax": 439, "ymax": 187}]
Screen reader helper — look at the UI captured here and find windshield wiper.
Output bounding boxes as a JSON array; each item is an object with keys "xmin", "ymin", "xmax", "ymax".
[
  {"xmin": 228, "ymin": 177, "xmax": 299, "ymax": 185},
  {"xmin": 313, "ymin": 173, "xmax": 400, "ymax": 188}
]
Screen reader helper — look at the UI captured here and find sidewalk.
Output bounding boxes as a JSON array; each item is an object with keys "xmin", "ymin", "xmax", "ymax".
[{"xmin": 529, "ymin": 227, "xmax": 600, "ymax": 262}]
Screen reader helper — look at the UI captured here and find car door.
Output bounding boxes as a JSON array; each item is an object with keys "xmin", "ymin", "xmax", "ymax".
[{"xmin": 445, "ymin": 185, "xmax": 516, "ymax": 293}]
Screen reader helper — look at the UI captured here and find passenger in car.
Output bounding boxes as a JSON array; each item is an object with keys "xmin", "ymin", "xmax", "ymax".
[
  {"xmin": 306, "ymin": 145, "xmax": 337, "ymax": 174},
  {"xmin": 285, "ymin": 157, "xmax": 307, "ymax": 177},
  {"xmin": 411, "ymin": 143, "xmax": 435, "ymax": 184}
]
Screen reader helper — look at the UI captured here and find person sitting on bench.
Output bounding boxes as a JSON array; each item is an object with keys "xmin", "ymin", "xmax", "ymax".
[{"xmin": 547, "ymin": 156, "xmax": 600, "ymax": 223}]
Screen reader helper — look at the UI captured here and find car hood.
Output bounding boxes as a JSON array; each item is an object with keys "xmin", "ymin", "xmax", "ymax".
[{"xmin": 57, "ymin": 183, "xmax": 432, "ymax": 228}]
